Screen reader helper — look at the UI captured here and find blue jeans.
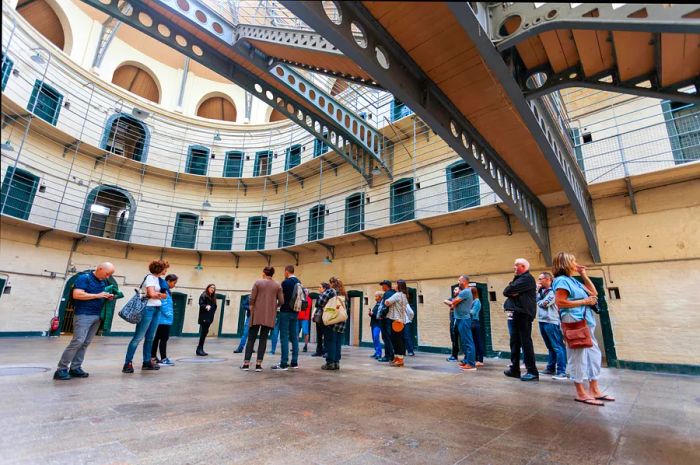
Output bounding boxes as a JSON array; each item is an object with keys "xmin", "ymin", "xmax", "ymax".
[
  {"xmin": 371, "ymin": 323, "xmax": 382, "ymax": 357},
  {"xmin": 471, "ymin": 319, "xmax": 484, "ymax": 363},
  {"xmin": 325, "ymin": 326, "xmax": 342, "ymax": 363},
  {"xmin": 456, "ymin": 318, "xmax": 475, "ymax": 366},
  {"xmin": 279, "ymin": 311, "xmax": 299, "ymax": 366},
  {"xmin": 380, "ymin": 318, "xmax": 394, "ymax": 359},
  {"xmin": 125, "ymin": 306, "xmax": 161, "ymax": 364},
  {"xmin": 403, "ymin": 321, "xmax": 415, "ymax": 354},
  {"xmin": 236, "ymin": 315, "xmax": 250, "ymax": 351},
  {"xmin": 270, "ymin": 315, "xmax": 280, "ymax": 354},
  {"xmin": 539, "ymin": 322, "xmax": 567, "ymax": 374}
]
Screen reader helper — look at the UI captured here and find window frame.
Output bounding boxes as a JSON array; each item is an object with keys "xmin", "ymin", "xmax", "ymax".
[
  {"xmin": 245, "ymin": 215, "xmax": 267, "ymax": 250},
  {"xmin": 211, "ymin": 215, "xmax": 235, "ymax": 250},
  {"xmin": 390, "ymin": 178, "xmax": 415, "ymax": 223},
  {"xmin": 27, "ymin": 79, "xmax": 63, "ymax": 126},
  {"xmin": 278, "ymin": 212, "xmax": 298, "ymax": 248},
  {"xmin": 0, "ymin": 166, "xmax": 39, "ymax": 220},
  {"xmin": 344, "ymin": 192, "xmax": 365, "ymax": 233},
  {"xmin": 172, "ymin": 212, "xmax": 199, "ymax": 249},
  {"xmin": 308, "ymin": 204, "xmax": 326, "ymax": 241},
  {"xmin": 223, "ymin": 150, "xmax": 244, "ymax": 177},
  {"xmin": 185, "ymin": 144, "xmax": 210, "ymax": 176},
  {"xmin": 446, "ymin": 161, "xmax": 480, "ymax": 212},
  {"xmin": 254, "ymin": 150, "xmax": 272, "ymax": 177}
]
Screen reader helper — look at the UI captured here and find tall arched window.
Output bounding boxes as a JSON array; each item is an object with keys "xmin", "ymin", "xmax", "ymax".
[
  {"xmin": 0, "ymin": 167, "xmax": 40, "ymax": 220},
  {"xmin": 390, "ymin": 178, "xmax": 415, "ymax": 223},
  {"xmin": 197, "ymin": 95, "xmax": 237, "ymax": 122},
  {"xmin": 345, "ymin": 193, "xmax": 364, "ymax": 233},
  {"xmin": 446, "ymin": 161, "xmax": 480, "ymax": 211},
  {"xmin": 101, "ymin": 113, "xmax": 150, "ymax": 162},
  {"xmin": 246, "ymin": 216, "xmax": 267, "ymax": 250},
  {"xmin": 172, "ymin": 213, "xmax": 199, "ymax": 249},
  {"xmin": 112, "ymin": 64, "xmax": 160, "ymax": 103},
  {"xmin": 285, "ymin": 144, "xmax": 301, "ymax": 170},
  {"xmin": 17, "ymin": 0, "xmax": 66, "ymax": 51},
  {"xmin": 186, "ymin": 145, "xmax": 210, "ymax": 175},
  {"xmin": 211, "ymin": 215, "xmax": 235, "ymax": 250},
  {"xmin": 308, "ymin": 204, "xmax": 326, "ymax": 241},
  {"xmin": 278, "ymin": 212, "xmax": 297, "ymax": 247},
  {"xmin": 78, "ymin": 185, "xmax": 135, "ymax": 241}
]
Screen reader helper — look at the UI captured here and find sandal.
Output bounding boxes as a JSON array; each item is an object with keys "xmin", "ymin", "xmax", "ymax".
[
  {"xmin": 595, "ymin": 395, "xmax": 616, "ymax": 402},
  {"xmin": 575, "ymin": 398, "xmax": 604, "ymax": 407}
]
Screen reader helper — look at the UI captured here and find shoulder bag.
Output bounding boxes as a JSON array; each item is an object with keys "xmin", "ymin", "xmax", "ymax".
[
  {"xmin": 118, "ymin": 275, "xmax": 149, "ymax": 324},
  {"xmin": 323, "ymin": 295, "xmax": 348, "ymax": 326},
  {"xmin": 560, "ymin": 308, "xmax": 593, "ymax": 349},
  {"xmin": 391, "ymin": 294, "xmax": 407, "ymax": 332}
]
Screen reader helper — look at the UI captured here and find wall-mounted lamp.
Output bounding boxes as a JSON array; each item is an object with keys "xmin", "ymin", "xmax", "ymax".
[
  {"xmin": 194, "ymin": 264, "xmax": 203, "ymax": 271},
  {"xmin": 214, "ymin": 131, "xmax": 222, "ymax": 142},
  {"xmin": 31, "ymin": 51, "xmax": 46, "ymax": 65},
  {"xmin": 11, "ymin": 69, "xmax": 19, "ymax": 77},
  {"xmin": 63, "ymin": 101, "xmax": 71, "ymax": 110},
  {"xmin": 371, "ymin": 166, "xmax": 381, "ymax": 176},
  {"xmin": 226, "ymin": 298, "xmax": 231, "ymax": 306},
  {"xmin": 202, "ymin": 200, "xmax": 211, "ymax": 208},
  {"xmin": 187, "ymin": 297, "xmax": 193, "ymax": 305},
  {"xmin": 1, "ymin": 140, "xmax": 14, "ymax": 152},
  {"xmin": 235, "ymin": 221, "xmax": 240, "ymax": 228},
  {"xmin": 323, "ymin": 256, "xmax": 332, "ymax": 265}
]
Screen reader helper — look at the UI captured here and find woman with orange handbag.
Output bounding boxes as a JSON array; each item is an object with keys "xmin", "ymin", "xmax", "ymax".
[
  {"xmin": 384, "ymin": 279, "xmax": 409, "ymax": 367},
  {"xmin": 553, "ymin": 252, "xmax": 615, "ymax": 407}
]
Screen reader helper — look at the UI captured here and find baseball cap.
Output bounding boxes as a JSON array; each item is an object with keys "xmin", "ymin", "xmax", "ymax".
[{"xmin": 379, "ymin": 280, "xmax": 392, "ymax": 287}]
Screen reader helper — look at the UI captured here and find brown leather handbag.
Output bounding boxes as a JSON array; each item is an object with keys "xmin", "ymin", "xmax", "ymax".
[{"xmin": 561, "ymin": 309, "xmax": 593, "ymax": 349}]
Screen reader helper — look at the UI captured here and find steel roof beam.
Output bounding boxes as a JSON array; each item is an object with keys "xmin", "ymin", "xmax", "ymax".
[
  {"xmin": 283, "ymin": 1, "xmax": 552, "ymax": 263},
  {"xmin": 449, "ymin": 3, "xmax": 600, "ymax": 262}
]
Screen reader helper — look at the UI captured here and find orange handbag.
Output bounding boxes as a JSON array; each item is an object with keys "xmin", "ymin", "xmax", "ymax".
[
  {"xmin": 561, "ymin": 311, "xmax": 593, "ymax": 349},
  {"xmin": 391, "ymin": 320, "xmax": 405, "ymax": 332}
]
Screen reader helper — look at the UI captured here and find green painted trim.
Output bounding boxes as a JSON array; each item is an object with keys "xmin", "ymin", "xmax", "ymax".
[
  {"xmin": 0, "ymin": 331, "xmax": 46, "ymax": 337},
  {"xmin": 490, "ymin": 351, "xmax": 551, "ymax": 363},
  {"xmin": 179, "ymin": 332, "xmax": 201, "ymax": 337},
  {"xmin": 104, "ymin": 331, "xmax": 134, "ymax": 337},
  {"xmin": 414, "ymin": 345, "xmax": 451, "ymax": 354},
  {"xmin": 616, "ymin": 360, "xmax": 700, "ymax": 376}
]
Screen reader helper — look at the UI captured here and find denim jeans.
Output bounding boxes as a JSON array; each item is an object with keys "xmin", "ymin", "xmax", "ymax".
[
  {"xmin": 279, "ymin": 311, "xmax": 299, "ymax": 366},
  {"xmin": 403, "ymin": 322, "xmax": 415, "ymax": 354},
  {"xmin": 269, "ymin": 315, "xmax": 280, "ymax": 354},
  {"xmin": 236, "ymin": 315, "xmax": 251, "ymax": 351},
  {"xmin": 471, "ymin": 319, "xmax": 484, "ymax": 363},
  {"xmin": 539, "ymin": 322, "xmax": 567, "ymax": 374},
  {"xmin": 324, "ymin": 326, "xmax": 342, "ymax": 364},
  {"xmin": 456, "ymin": 318, "xmax": 475, "ymax": 366},
  {"xmin": 371, "ymin": 323, "xmax": 382, "ymax": 357},
  {"xmin": 125, "ymin": 306, "xmax": 161, "ymax": 364},
  {"xmin": 380, "ymin": 318, "xmax": 394, "ymax": 359},
  {"xmin": 58, "ymin": 313, "xmax": 101, "ymax": 370}
]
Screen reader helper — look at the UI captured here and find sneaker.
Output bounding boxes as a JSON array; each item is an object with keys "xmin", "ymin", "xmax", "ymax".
[
  {"xmin": 122, "ymin": 362, "xmax": 134, "ymax": 374},
  {"xmin": 460, "ymin": 365, "xmax": 477, "ymax": 372},
  {"xmin": 475, "ymin": 362, "xmax": 484, "ymax": 367},
  {"xmin": 68, "ymin": 367, "xmax": 89, "ymax": 378},
  {"xmin": 142, "ymin": 361, "xmax": 160, "ymax": 371},
  {"xmin": 290, "ymin": 363, "xmax": 299, "ymax": 369},
  {"xmin": 240, "ymin": 364, "xmax": 250, "ymax": 371},
  {"xmin": 255, "ymin": 365, "xmax": 263, "ymax": 372},
  {"xmin": 552, "ymin": 373, "xmax": 568, "ymax": 380},
  {"xmin": 377, "ymin": 357, "xmax": 392, "ymax": 363},
  {"xmin": 446, "ymin": 356, "xmax": 458, "ymax": 362},
  {"xmin": 390, "ymin": 359, "xmax": 404, "ymax": 367},
  {"xmin": 271, "ymin": 364, "xmax": 289, "ymax": 371},
  {"xmin": 520, "ymin": 373, "xmax": 539, "ymax": 381},
  {"xmin": 541, "ymin": 369, "xmax": 555, "ymax": 375},
  {"xmin": 321, "ymin": 363, "xmax": 335, "ymax": 370},
  {"xmin": 333, "ymin": 362, "xmax": 340, "ymax": 370},
  {"xmin": 53, "ymin": 369, "xmax": 71, "ymax": 380},
  {"xmin": 160, "ymin": 358, "xmax": 175, "ymax": 366},
  {"xmin": 503, "ymin": 369, "xmax": 520, "ymax": 379}
]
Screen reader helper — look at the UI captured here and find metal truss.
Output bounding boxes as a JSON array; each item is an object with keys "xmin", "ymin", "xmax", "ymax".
[
  {"xmin": 81, "ymin": 0, "xmax": 389, "ymax": 185},
  {"xmin": 488, "ymin": 3, "xmax": 700, "ymax": 50},
  {"xmin": 283, "ymin": 1, "xmax": 553, "ymax": 262},
  {"xmin": 448, "ymin": 4, "xmax": 601, "ymax": 262},
  {"xmin": 91, "ymin": 2, "xmax": 133, "ymax": 68}
]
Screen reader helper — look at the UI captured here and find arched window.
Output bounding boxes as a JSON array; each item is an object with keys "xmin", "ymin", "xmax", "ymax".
[
  {"xmin": 172, "ymin": 213, "xmax": 199, "ymax": 249},
  {"xmin": 390, "ymin": 178, "xmax": 415, "ymax": 223},
  {"xmin": 101, "ymin": 113, "xmax": 150, "ymax": 162},
  {"xmin": 28, "ymin": 80, "xmax": 62, "ymax": 126},
  {"xmin": 197, "ymin": 95, "xmax": 237, "ymax": 122},
  {"xmin": 269, "ymin": 108, "xmax": 287, "ymax": 122},
  {"xmin": 345, "ymin": 193, "xmax": 364, "ymax": 233},
  {"xmin": 0, "ymin": 167, "xmax": 40, "ymax": 220},
  {"xmin": 78, "ymin": 185, "xmax": 135, "ymax": 241},
  {"xmin": 308, "ymin": 204, "xmax": 326, "ymax": 241},
  {"xmin": 278, "ymin": 212, "xmax": 297, "ymax": 247},
  {"xmin": 285, "ymin": 144, "xmax": 301, "ymax": 170},
  {"xmin": 223, "ymin": 150, "xmax": 244, "ymax": 177},
  {"xmin": 211, "ymin": 215, "xmax": 235, "ymax": 250},
  {"xmin": 112, "ymin": 64, "xmax": 160, "ymax": 103},
  {"xmin": 254, "ymin": 150, "xmax": 272, "ymax": 176},
  {"xmin": 446, "ymin": 161, "xmax": 480, "ymax": 211},
  {"xmin": 17, "ymin": 0, "xmax": 66, "ymax": 51},
  {"xmin": 186, "ymin": 145, "xmax": 210, "ymax": 175},
  {"xmin": 246, "ymin": 216, "xmax": 267, "ymax": 250}
]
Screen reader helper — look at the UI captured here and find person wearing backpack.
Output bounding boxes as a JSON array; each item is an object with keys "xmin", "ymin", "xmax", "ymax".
[
  {"xmin": 53, "ymin": 262, "xmax": 116, "ymax": 380},
  {"xmin": 272, "ymin": 265, "xmax": 301, "ymax": 370}
]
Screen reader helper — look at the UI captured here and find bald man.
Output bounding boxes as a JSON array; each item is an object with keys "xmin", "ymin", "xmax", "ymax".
[
  {"xmin": 54, "ymin": 262, "xmax": 115, "ymax": 381},
  {"xmin": 503, "ymin": 258, "xmax": 539, "ymax": 381}
]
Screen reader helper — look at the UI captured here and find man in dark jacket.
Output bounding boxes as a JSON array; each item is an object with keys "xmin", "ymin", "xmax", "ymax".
[
  {"xmin": 377, "ymin": 280, "xmax": 395, "ymax": 362},
  {"xmin": 273, "ymin": 265, "xmax": 301, "ymax": 370},
  {"xmin": 503, "ymin": 258, "xmax": 539, "ymax": 381}
]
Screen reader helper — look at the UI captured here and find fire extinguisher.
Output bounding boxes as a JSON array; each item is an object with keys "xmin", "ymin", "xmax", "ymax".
[{"xmin": 50, "ymin": 316, "xmax": 59, "ymax": 332}]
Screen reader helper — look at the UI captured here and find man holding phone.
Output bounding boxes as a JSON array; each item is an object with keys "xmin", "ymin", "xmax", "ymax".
[{"xmin": 54, "ymin": 262, "xmax": 116, "ymax": 380}]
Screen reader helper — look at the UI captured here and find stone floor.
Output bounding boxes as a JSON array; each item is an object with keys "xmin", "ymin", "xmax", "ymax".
[{"xmin": 0, "ymin": 337, "xmax": 698, "ymax": 465}]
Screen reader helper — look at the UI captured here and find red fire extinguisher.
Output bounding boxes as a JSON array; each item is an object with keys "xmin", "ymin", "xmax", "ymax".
[{"xmin": 50, "ymin": 316, "xmax": 59, "ymax": 332}]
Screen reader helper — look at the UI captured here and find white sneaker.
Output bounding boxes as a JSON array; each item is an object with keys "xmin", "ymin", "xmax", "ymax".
[
  {"xmin": 552, "ymin": 373, "xmax": 568, "ymax": 380},
  {"xmin": 160, "ymin": 358, "xmax": 175, "ymax": 366}
]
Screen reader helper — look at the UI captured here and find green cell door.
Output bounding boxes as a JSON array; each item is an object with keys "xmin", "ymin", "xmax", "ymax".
[
  {"xmin": 574, "ymin": 276, "xmax": 617, "ymax": 367},
  {"xmin": 170, "ymin": 292, "xmax": 187, "ymax": 336},
  {"xmin": 449, "ymin": 283, "xmax": 491, "ymax": 356},
  {"xmin": 236, "ymin": 294, "xmax": 250, "ymax": 336},
  {"xmin": 215, "ymin": 293, "xmax": 229, "ymax": 336},
  {"xmin": 407, "ymin": 287, "xmax": 418, "ymax": 348},
  {"xmin": 345, "ymin": 290, "xmax": 363, "ymax": 345},
  {"xmin": 55, "ymin": 270, "xmax": 118, "ymax": 336}
]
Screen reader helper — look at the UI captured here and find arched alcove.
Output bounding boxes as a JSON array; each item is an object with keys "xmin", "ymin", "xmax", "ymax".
[
  {"xmin": 196, "ymin": 94, "xmax": 237, "ymax": 122},
  {"xmin": 101, "ymin": 113, "xmax": 151, "ymax": 162},
  {"xmin": 269, "ymin": 108, "xmax": 287, "ymax": 122},
  {"xmin": 16, "ymin": 0, "xmax": 67, "ymax": 52},
  {"xmin": 78, "ymin": 185, "xmax": 136, "ymax": 241},
  {"xmin": 112, "ymin": 63, "xmax": 161, "ymax": 103}
]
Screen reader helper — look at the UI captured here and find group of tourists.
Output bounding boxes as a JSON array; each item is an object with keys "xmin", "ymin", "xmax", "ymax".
[{"xmin": 52, "ymin": 251, "xmax": 614, "ymax": 406}]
